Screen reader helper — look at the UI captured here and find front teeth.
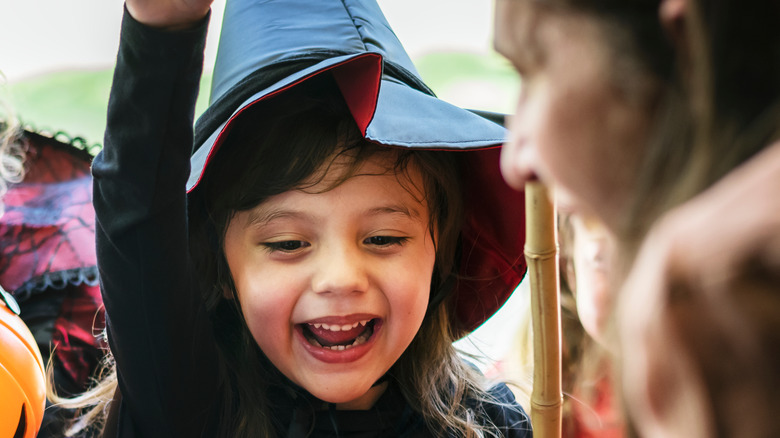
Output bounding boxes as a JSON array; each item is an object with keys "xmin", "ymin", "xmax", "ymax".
[
  {"xmin": 310, "ymin": 320, "xmax": 369, "ymax": 332},
  {"xmin": 319, "ymin": 329, "xmax": 371, "ymax": 351},
  {"xmin": 305, "ymin": 320, "xmax": 373, "ymax": 351}
]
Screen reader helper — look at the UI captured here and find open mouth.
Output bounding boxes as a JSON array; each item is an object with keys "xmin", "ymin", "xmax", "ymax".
[{"xmin": 301, "ymin": 319, "xmax": 377, "ymax": 351}]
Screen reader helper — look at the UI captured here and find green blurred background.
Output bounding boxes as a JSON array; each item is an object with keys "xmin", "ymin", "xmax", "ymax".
[{"xmin": 3, "ymin": 50, "xmax": 518, "ymax": 147}]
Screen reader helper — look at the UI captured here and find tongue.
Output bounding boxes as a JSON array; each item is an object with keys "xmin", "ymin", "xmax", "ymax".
[{"xmin": 308, "ymin": 324, "xmax": 366, "ymax": 347}]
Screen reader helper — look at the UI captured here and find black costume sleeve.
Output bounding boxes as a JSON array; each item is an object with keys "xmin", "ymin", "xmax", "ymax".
[{"xmin": 92, "ymin": 8, "xmax": 218, "ymax": 437}]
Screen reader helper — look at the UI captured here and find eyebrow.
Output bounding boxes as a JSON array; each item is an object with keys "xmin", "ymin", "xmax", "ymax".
[
  {"xmin": 245, "ymin": 208, "xmax": 313, "ymax": 228},
  {"xmin": 365, "ymin": 204, "xmax": 422, "ymax": 221},
  {"xmin": 244, "ymin": 203, "xmax": 423, "ymax": 229}
]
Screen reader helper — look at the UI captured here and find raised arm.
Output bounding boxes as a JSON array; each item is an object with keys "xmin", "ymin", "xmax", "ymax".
[{"xmin": 92, "ymin": 2, "xmax": 216, "ymax": 436}]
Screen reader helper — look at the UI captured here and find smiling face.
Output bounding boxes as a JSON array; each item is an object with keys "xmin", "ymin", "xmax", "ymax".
[
  {"xmin": 223, "ymin": 150, "xmax": 435, "ymax": 408},
  {"xmin": 494, "ymin": 0, "xmax": 656, "ymax": 230}
]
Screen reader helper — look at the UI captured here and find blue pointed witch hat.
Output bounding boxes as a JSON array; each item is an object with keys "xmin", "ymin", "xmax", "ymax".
[{"xmin": 190, "ymin": 0, "xmax": 526, "ymax": 335}]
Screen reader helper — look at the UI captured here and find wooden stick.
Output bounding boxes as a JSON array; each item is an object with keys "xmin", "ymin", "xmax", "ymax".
[{"xmin": 524, "ymin": 181, "xmax": 562, "ymax": 437}]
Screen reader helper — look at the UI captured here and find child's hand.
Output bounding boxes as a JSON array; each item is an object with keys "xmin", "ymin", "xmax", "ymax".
[{"xmin": 126, "ymin": 0, "xmax": 213, "ymax": 30}]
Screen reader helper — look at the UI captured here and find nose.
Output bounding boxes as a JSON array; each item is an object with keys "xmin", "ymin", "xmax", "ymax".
[
  {"xmin": 500, "ymin": 113, "xmax": 534, "ymax": 191},
  {"xmin": 310, "ymin": 243, "xmax": 369, "ymax": 296}
]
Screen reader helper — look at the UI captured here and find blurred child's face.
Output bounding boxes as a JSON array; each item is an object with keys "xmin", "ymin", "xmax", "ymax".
[
  {"xmin": 570, "ymin": 214, "xmax": 614, "ymax": 344},
  {"xmin": 223, "ymin": 151, "xmax": 436, "ymax": 407},
  {"xmin": 494, "ymin": 0, "xmax": 652, "ymax": 230}
]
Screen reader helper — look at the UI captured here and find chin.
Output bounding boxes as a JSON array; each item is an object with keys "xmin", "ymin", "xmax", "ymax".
[
  {"xmin": 553, "ymin": 188, "xmax": 581, "ymax": 214},
  {"xmin": 300, "ymin": 372, "xmax": 372, "ymax": 400},
  {"xmin": 312, "ymin": 385, "xmax": 373, "ymax": 406}
]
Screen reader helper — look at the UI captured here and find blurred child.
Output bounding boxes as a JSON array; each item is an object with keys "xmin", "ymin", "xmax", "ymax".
[
  {"xmin": 1, "ymin": 112, "xmax": 105, "ymax": 436},
  {"xmin": 558, "ymin": 213, "xmax": 621, "ymax": 438},
  {"xmin": 501, "ymin": 212, "xmax": 621, "ymax": 438},
  {"xmin": 493, "ymin": 0, "xmax": 780, "ymax": 435}
]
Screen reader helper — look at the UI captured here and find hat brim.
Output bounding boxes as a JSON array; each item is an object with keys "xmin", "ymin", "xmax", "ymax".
[{"xmin": 188, "ymin": 52, "xmax": 526, "ymax": 335}]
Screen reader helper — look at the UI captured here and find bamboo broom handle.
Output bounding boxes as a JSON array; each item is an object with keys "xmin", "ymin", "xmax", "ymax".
[{"xmin": 524, "ymin": 181, "xmax": 562, "ymax": 438}]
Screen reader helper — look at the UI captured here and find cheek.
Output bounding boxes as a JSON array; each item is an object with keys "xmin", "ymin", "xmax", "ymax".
[
  {"xmin": 537, "ymin": 85, "xmax": 643, "ymax": 219},
  {"xmin": 519, "ymin": 85, "xmax": 595, "ymax": 203},
  {"xmin": 238, "ymin": 287, "xmax": 281, "ymax": 322},
  {"xmin": 537, "ymin": 87, "xmax": 599, "ymax": 168},
  {"xmin": 234, "ymin": 271, "xmax": 300, "ymax": 338},
  {"xmin": 390, "ymin": 242, "xmax": 436, "ymax": 324},
  {"xmin": 513, "ymin": 80, "xmax": 594, "ymax": 184},
  {"xmin": 575, "ymin": 274, "xmax": 609, "ymax": 340},
  {"xmin": 388, "ymin": 279, "xmax": 430, "ymax": 352},
  {"xmin": 236, "ymin": 281, "xmax": 300, "ymax": 369}
]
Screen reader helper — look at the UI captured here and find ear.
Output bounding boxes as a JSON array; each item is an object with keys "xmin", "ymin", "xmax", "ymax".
[{"xmin": 659, "ymin": 0, "xmax": 687, "ymax": 47}]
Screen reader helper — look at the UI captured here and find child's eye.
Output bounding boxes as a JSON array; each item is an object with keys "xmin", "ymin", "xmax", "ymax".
[
  {"xmin": 262, "ymin": 240, "xmax": 310, "ymax": 252},
  {"xmin": 364, "ymin": 236, "xmax": 408, "ymax": 247}
]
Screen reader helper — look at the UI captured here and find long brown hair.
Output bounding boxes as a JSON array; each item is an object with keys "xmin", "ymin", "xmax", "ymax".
[
  {"xmin": 616, "ymin": 2, "xmax": 776, "ymax": 254},
  {"xmin": 630, "ymin": 2, "xmax": 780, "ymax": 436}
]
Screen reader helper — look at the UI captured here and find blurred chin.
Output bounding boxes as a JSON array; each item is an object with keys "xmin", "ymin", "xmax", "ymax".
[{"xmin": 553, "ymin": 187, "xmax": 580, "ymax": 214}]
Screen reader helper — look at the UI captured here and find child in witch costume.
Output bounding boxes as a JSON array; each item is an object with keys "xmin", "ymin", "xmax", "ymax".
[{"xmin": 87, "ymin": 0, "xmax": 531, "ymax": 436}]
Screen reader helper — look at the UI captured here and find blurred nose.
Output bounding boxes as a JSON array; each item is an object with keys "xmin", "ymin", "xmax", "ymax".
[
  {"xmin": 311, "ymin": 242, "xmax": 369, "ymax": 296},
  {"xmin": 500, "ymin": 112, "xmax": 534, "ymax": 191}
]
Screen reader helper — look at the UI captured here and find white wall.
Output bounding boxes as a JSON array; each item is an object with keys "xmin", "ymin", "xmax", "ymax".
[{"xmin": 0, "ymin": 0, "xmax": 495, "ymax": 82}]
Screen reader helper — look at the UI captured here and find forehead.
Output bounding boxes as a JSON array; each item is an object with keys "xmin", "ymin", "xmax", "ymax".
[
  {"xmin": 244, "ymin": 153, "xmax": 429, "ymax": 225},
  {"xmin": 300, "ymin": 147, "xmax": 427, "ymax": 201},
  {"xmin": 493, "ymin": 0, "xmax": 548, "ymax": 61},
  {"xmin": 304, "ymin": 147, "xmax": 398, "ymax": 186}
]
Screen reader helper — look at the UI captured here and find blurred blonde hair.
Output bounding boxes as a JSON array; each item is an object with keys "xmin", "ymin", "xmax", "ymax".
[
  {"xmin": 0, "ymin": 101, "xmax": 26, "ymax": 216},
  {"xmin": 46, "ymin": 340, "xmax": 117, "ymax": 437}
]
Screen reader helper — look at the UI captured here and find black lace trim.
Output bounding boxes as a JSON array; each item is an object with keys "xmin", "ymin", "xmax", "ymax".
[
  {"xmin": 21, "ymin": 123, "xmax": 103, "ymax": 157},
  {"xmin": 12, "ymin": 266, "xmax": 99, "ymax": 302}
]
